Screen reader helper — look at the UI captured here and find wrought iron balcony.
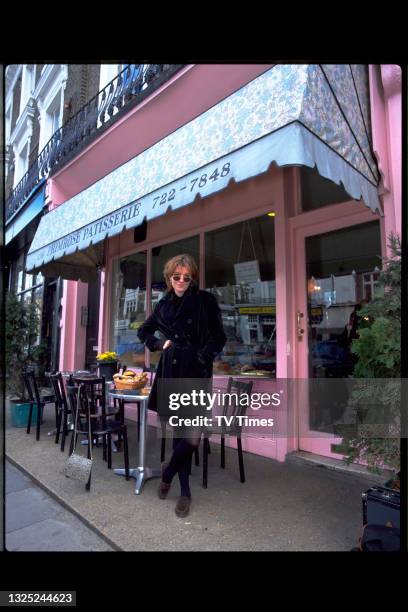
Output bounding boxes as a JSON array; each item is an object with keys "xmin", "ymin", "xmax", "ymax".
[{"xmin": 6, "ymin": 64, "xmax": 184, "ymax": 223}]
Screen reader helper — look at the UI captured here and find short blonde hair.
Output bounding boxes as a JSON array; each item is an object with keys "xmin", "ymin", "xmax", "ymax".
[{"xmin": 163, "ymin": 254, "xmax": 199, "ymax": 291}]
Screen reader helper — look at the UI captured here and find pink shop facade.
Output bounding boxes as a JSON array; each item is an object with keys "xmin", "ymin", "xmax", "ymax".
[{"xmin": 26, "ymin": 64, "xmax": 402, "ymax": 463}]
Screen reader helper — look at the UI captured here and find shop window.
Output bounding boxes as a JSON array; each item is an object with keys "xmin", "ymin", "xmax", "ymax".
[
  {"xmin": 300, "ymin": 166, "xmax": 351, "ymax": 212},
  {"xmin": 9, "ymin": 248, "xmax": 46, "ymax": 376},
  {"xmin": 110, "ymin": 252, "xmax": 147, "ymax": 368},
  {"xmin": 32, "ymin": 286, "xmax": 43, "ymax": 346},
  {"xmin": 13, "ymin": 251, "xmax": 25, "ymax": 294},
  {"xmin": 205, "ymin": 215, "xmax": 276, "ymax": 377}
]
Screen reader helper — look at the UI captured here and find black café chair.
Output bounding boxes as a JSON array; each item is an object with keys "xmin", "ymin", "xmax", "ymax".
[
  {"xmin": 48, "ymin": 372, "xmax": 72, "ymax": 452},
  {"xmin": 202, "ymin": 377, "xmax": 253, "ymax": 488},
  {"xmin": 75, "ymin": 368, "xmax": 126, "ymax": 449},
  {"xmin": 67, "ymin": 376, "xmax": 130, "ymax": 491},
  {"xmin": 22, "ymin": 368, "xmax": 56, "ymax": 441}
]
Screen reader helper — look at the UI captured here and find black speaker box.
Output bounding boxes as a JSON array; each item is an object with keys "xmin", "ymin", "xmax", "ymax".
[{"xmin": 362, "ymin": 485, "xmax": 400, "ymax": 528}]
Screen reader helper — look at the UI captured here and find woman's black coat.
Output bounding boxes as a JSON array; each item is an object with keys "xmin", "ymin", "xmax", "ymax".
[{"xmin": 137, "ymin": 285, "xmax": 227, "ymax": 414}]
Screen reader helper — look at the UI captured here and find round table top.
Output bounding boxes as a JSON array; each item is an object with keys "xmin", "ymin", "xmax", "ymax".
[{"xmin": 108, "ymin": 389, "xmax": 150, "ymax": 401}]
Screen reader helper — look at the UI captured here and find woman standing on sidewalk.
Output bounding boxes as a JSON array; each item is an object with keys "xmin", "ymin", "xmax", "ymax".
[{"xmin": 137, "ymin": 254, "xmax": 226, "ymax": 518}]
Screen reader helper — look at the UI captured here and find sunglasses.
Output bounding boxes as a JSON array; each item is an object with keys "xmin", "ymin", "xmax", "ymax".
[{"xmin": 171, "ymin": 274, "xmax": 192, "ymax": 283}]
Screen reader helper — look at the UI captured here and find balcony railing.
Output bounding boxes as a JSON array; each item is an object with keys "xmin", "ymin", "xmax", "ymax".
[{"xmin": 6, "ymin": 64, "xmax": 184, "ymax": 223}]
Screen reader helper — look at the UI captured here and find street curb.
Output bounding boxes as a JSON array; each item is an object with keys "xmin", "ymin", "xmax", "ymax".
[{"xmin": 6, "ymin": 455, "xmax": 122, "ymax": 552}]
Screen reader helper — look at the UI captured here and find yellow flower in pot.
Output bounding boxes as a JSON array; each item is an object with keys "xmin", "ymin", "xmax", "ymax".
[
  {"xmin": 96, "ymin": 351, "xmax": 118, "ymax": 363},
  {"xmin": 96, "ymin": 351, "xmax": 119, "ymax": 381}
]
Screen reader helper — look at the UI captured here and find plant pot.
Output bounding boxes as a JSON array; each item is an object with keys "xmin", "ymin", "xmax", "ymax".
[
  {"xmin": 98, "ymin": 361, "xmax": 118, "ymax": 381},
  {"xmin": 9, "ymin": 400, "xmax": 43, "ymax": 428}
]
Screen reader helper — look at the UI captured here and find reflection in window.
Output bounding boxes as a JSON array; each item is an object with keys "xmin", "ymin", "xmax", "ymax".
[
  {"xmin": 110, "ymin": 252, "xmax": 147, "ymax": 368},
  {"xmin": 17, "ymin": 269, "xmax": 24, "ymax": 294},
  {"xmin": 205, "ymin": 215, "xmax": 276, "ymax": 377},
  {"xmin": 9, "ymin": 249, "xmax": 49, "ymax": 377},
  {"xmin": 306, "ymin": 221, "xmax": 381, "ymax": 432},
  {"xmin": 25, "ymin": 272, "xmax": 34, "ymax": 291},
  {"xmin": 32, "ymin": 286, "xmax": 43, "ymax": 346}
]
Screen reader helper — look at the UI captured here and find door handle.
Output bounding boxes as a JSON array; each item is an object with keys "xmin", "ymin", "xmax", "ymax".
[{"xmin": 297, "ymin": 311, "xmax": 304, "ymax": 340}]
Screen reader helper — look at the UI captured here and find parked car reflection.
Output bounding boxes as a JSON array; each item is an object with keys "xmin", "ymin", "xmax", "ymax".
[{"xmin": 312, "ymin": 339, "xmax": 354, "ymax": 378}]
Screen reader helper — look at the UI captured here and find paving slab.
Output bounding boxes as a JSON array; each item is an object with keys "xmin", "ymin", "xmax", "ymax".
[
  {"xmin": 6, "ymin": 462, "xmax": 35, "ymax": 494},
  {"xmin": 6, "ymin": 518, "xmax": 112, "ymax": 552},
  {"xmin": 5, "ymin": 462, "xmax": 113, "ymax": 552},
  {"xmin": 6, "ymin": 488, "xmax": 59, "ymax": 533}
]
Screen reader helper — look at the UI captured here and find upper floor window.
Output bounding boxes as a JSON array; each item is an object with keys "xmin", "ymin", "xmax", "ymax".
[
  {"xmin": 5, "ymin": 103, "xmax": 12, "ymax": 144},
  {"xmin": 99, "ymin": 64, "xmax": 122, "ymax": 92},
  {"xmin": 50, "ymin": 104, "xmax": 61, "ymax": 134},
  {"xmin": 39, "ymin": 91, "xmax": 62, "ymax": 151},
  {"xmin": 14, "ymin": 142, "xmax": 29, "ymax": 187},
  {"xmin": 20, "ymin": 65, "xmax": 35, "ymax": 114}
]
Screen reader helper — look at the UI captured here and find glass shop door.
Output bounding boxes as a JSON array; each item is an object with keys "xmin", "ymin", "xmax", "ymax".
[{"xmin": 295, "ymin": 221, "xmax": 382, "ymax": 457}]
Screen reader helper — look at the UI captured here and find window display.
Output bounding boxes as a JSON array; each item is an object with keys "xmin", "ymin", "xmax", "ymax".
[
  {"xmin": 109, "ymin": 218, "xmax": 277, "ymax": 377},
  {"xmin": 205, "ymin": 215, "xmax": 276, "ymax": 377},
  {"xmin": 110, "ymin": 252, "xmax": 147, "ymax": 368}
]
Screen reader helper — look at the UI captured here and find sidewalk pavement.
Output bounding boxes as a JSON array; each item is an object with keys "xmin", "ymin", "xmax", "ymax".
[
  {"xmin": 5, "ymin": 402, "xmax": 388, "ymax": 552},
  {"xmin": 5, "ymin": 461, "xmax": 114, "ymax": 551}
]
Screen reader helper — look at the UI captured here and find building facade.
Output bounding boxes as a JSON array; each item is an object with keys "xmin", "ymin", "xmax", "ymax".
[
  {"xmin": 23, "ymin": 64, "xmax": 401, "ymax": 462},
  {"xmin": 5, "ymin": 64, "xmax": 101, "ymax": 376}
]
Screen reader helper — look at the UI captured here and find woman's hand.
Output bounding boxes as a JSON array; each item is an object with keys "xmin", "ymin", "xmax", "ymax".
[{"xmin": 163, "ymin": 339, "xmax": 173, "ymax": 350}]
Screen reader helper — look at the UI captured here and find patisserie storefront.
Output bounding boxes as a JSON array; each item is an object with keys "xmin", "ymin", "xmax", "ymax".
[{"xmin": 25, "ymin": 64, "xmax": 400, "ymax": 462}]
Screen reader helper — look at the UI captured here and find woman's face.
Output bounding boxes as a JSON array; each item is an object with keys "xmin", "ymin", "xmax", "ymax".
[{"xmin": 170, "ymin": 265, "xmax": 192, "ymax": 297}]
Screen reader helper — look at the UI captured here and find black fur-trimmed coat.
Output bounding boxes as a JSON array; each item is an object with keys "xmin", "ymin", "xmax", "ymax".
[{"xmin": 137, "ymin": 285, "xmax": 227, "ymax": 413}]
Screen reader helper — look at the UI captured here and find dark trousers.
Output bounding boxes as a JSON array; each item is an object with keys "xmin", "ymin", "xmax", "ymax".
[{"xmin": 162, "ymin": 430, "xmax": 201, "ymax": 497}]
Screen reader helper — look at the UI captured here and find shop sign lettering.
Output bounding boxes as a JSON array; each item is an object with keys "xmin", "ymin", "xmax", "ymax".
[{"xmin": 41, "ymin": 158, "xmax": 233, "ymax": 264}]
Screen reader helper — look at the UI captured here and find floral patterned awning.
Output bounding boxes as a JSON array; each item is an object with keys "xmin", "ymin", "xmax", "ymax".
[{"xmin": 27, "ymin": 64, "xmax": 381, "ymax": 281}]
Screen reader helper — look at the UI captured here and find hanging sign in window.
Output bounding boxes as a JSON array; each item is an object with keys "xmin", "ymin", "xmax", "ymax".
[{"xmin": 234, "ymin": 260, "xmax": 261, "ymax": 284}]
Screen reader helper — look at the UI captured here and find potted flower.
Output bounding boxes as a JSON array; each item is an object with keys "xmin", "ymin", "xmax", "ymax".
[
  {"xmin": 96, "ymin": 351, "xmax": 119, "ymax": 381},
  {"xmin": 5, "ymin": 291, "xmax": 45, "ymax": 427}
]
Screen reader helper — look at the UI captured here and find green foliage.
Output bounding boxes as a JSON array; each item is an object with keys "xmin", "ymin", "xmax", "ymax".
[
  {"xmin": 5, "ymin": 291, "xmax": 45, "ymax": 400},
  {"xmin": 342, "ymin": 234, "xmax": 401, "ymax": 473}
]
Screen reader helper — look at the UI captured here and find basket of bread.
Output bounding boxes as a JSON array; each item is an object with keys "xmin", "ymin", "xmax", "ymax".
[{"xmin": 113, "ymin": 370, "xmax": 149, "ymax": 390}]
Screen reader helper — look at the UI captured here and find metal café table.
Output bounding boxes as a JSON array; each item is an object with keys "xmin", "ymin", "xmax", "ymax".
[{"xmin": 108, "ymin": 389, "xmax": 161, "ymax": 494}]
